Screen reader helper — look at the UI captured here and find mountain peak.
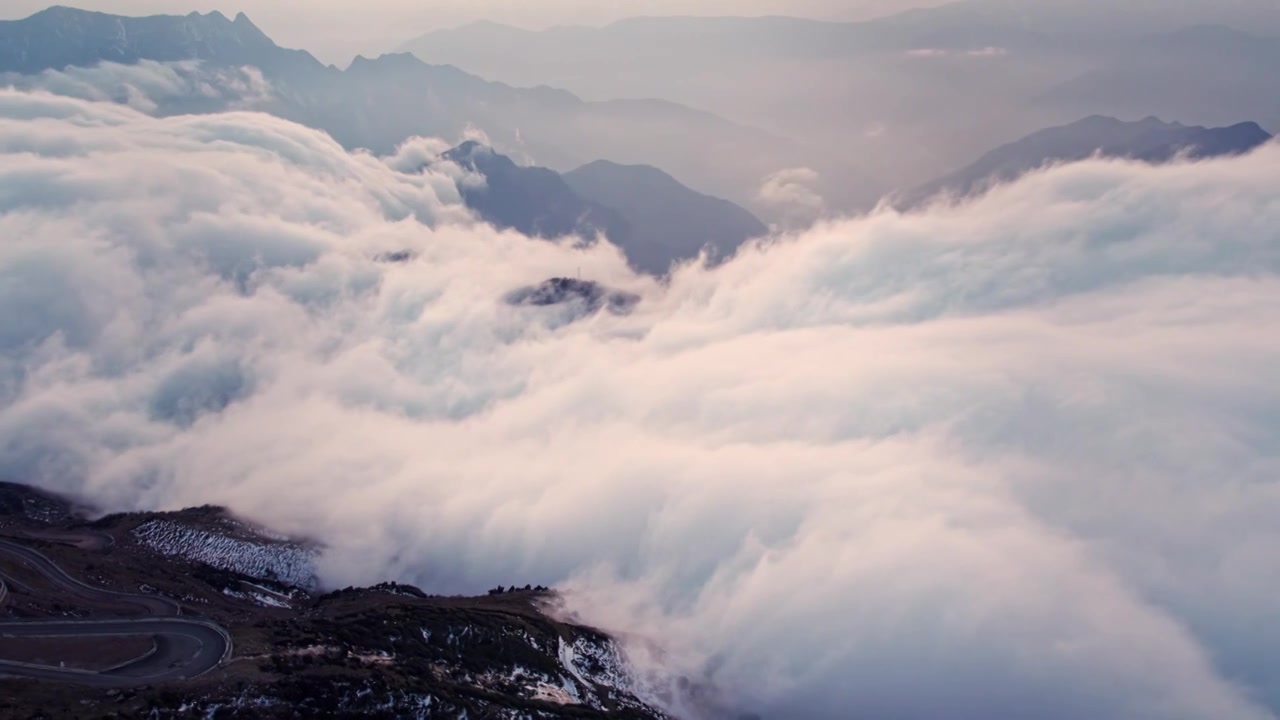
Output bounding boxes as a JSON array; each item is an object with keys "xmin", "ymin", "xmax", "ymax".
[
  {"xmin": 442, "ymin": 140, "xmax": 516, "ymax": 175},
  {"xmin": 460, "ymin": 19, "xmax": 522, "ymax": 32},
  {"xmin": 1227, "ymin": 121, "xmax": 1269, "ymax": 135},
  {"xmin": 227, "ymin": 11, "xmax": 273, "ymax": 44},
  {"xmin": 346, "ymin": 52, "xmax": 428, "ymax": 74},
  {"xmin": 1071, "ymin": 115, "xmax": 1131, "ymax": 130},
  {"xmin": 23, "ymin": 5, "xmax": 101, "ymax": 21},
  {"xmin": 451, "ymin": 139, "xmax": 489, "ymax": 155},
  {"xmin": 575, "ymin": 158, "xmax": 664, "ymax": 173},
  {"xmin": 568, "ymin": 159, "xmax": 716, "ymax": 199}
]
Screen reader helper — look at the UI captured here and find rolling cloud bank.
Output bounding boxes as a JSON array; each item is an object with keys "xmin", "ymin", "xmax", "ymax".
[{"xmin": 2, "ymin": 83, "xmax": 1280, "ymax": 719}]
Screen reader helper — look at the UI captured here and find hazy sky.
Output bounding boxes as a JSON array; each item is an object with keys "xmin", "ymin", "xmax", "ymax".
[{"xmin": 1, "ymin": 0, "xmax": 949, "ymax": 64}]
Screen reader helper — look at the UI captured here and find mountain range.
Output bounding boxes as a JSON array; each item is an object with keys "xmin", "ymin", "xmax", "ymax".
[
  {"xmin": 0, "ymin": 6, "xmax": 317, "ymax": 75},
  {"xmin": 900, "ymin": 115, "xmax": 1273, "ymax": 207},
  {"xmin": 0, "ymin": 5, "xmax": 770, "ymax": 274},
  {"xmin": 0, "ymin": 6, "xmax": 800, "ymax": 216},
  {"xmin": 400, "ymin": 0, "xmax": 1280, "ymax": 69},
  {"xmin": 1, "ymin": 5, "xmax": 1273, "ymax": 234},
  {"xmin": 1041, "ymin": 24, "xmax": 1280, "ymax": 132},
  {"xmin": 398, "ymin": 0, "xmax": 1280, "ymax": 203}
]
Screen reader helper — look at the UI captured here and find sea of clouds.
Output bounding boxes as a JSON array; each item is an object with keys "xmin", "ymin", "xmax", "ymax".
[{"xmin": 2, "ymin": 78, "xmax": 1280, "ymax": 719}]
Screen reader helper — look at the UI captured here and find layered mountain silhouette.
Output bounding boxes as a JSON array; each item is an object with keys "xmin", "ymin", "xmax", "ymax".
[
  {"xmin": 442, "ymin": 141, "xmax": 629, "ymax": 244},
  {"xmin": 401, "ymin": 1, "xmax": 1280, "ymax": 70},
  {"xmin": 563, "ymin": 160, "xmax": 768, "ymax": 275},
  {"xmin": 440, "ymin": 143, "xmax": 766, "ymax": 276},
  {"xmin": 1041, "ymin": 25, "xmax": 1280, "ymax": 134},
  {"xmin": 0, "ymin": 6, "xmax": 795, "ymax": 212},
  {"xmin": 399, "ymin": 1, "xmax": 1280, "ymax": 212},
  {"xmin": 900, "ymin": 115, "xmax": 1272, "ymax": 207}
]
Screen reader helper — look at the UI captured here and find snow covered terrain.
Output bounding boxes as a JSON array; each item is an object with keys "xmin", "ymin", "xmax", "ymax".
[
  {"xmin": 557, "ymin": 634, "xmax": 670, "ymax": 715},
  {"xmin": 181, "ymin": 629, "xmax": 668, "ymax": 720},
  {"xmin": 133, "ymin": 519, "xmax": 317, "ymax": 589}
]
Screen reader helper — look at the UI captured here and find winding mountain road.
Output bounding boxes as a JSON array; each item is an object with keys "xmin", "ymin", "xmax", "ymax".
[{"xmin": 0, "ymin": 535, "xmax": 231, "ymax": 686}]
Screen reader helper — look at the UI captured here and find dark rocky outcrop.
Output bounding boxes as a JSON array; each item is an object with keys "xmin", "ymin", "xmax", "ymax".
[{"xmin": 505, "ymin": 278, "xmax": 641, "ymax": 316}]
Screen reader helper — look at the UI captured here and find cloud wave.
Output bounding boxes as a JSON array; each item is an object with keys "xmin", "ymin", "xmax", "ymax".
[
  {"xmin": 1, "ymin": 87, "xmax": 1279, "ymax": 720},
  {"xmin": 0, "ymin": 60, "xmax": 273, "ymax": 115}
]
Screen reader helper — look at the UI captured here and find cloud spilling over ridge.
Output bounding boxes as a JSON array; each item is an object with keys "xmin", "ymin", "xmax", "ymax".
[
  {"xmin": 1, "ymin": 88, "xmax": 1280, "ymax": 719},
  {"xmin": 0, "ymin": 60, "xmax": 273, "ymax": 114}
]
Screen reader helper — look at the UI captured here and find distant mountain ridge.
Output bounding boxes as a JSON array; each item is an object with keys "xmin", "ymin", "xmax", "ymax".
[
  {"xmin": 440, "ymin": 143, "xmax": 767, "ymax": 275},
  {"xmin": 397, "ymin": 2, "xmax": 1280, "ymax": 214},
  {"xmin": 901, "ymin": 115, "xmax": 1273, "ymax": 206},
  {"xmin": 0, "ymin": 6, "xmax": 327, "ymax": 78},
  {"xmin": 0, "ymin": 6, "xmax": 797, "ymax": 214},
  {"xmin": 1041, "ymin": 24, "xmax": 1280, "ymax": 133}
]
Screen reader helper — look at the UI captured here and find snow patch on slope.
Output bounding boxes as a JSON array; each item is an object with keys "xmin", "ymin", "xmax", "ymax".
[
  {"xmin": 222, "ymin": 587, "xmax": 292, "ymax": 608},
  {"xmin": 134, "ymin": 519, "xmax": 317, "ymax": 589},
  {"xmin": 557, "ymin": 634, "xmax": 670, "ymax": 716}
]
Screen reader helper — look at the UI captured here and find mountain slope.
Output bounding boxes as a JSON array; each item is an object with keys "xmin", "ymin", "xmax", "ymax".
[
  {"xmin": 564, "ymin": 160, "xmax": 768, "ymax": 274},
  {"xmin": 902, "ymin": 115, "xmax": 1273, "ymax": 206},
  {"xmin": 442, "ymin": 140, "xmax": 629, "ymax": 243},
  {"xmin": 322, "ymin": 53, "xmax": 790, "ymax": 209},
  {"xmin": 440, "ymin": 144, "xmax": 767, "ymax": 275}
]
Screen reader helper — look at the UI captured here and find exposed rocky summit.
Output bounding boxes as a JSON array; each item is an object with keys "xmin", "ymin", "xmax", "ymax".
[{"xmin": 506, "ymin": 278, "xmax": 642, "ymax": 317}]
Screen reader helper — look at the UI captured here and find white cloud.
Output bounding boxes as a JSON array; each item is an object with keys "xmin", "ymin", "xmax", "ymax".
[
  {"xmin": 1, "ymin": 88, "xmax": 1280, "ymax": 719},
  {"xmin": 905, "ymin": 46, "xmax": 1009, "ymax": 58},
  {"xmin": 756, "ymin": 167, "xmax": 826, "ymax": 227},
  {"xmin": 455, "ymin": 123, "xmax": 491, "ymax": 148},
  {"xmin": 905, "ymin": 47, "xmax": 950, "ymax": 58},
  {"xmin": 0, "ymin": 61, "xmax": 275, "ymax": 114}
]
